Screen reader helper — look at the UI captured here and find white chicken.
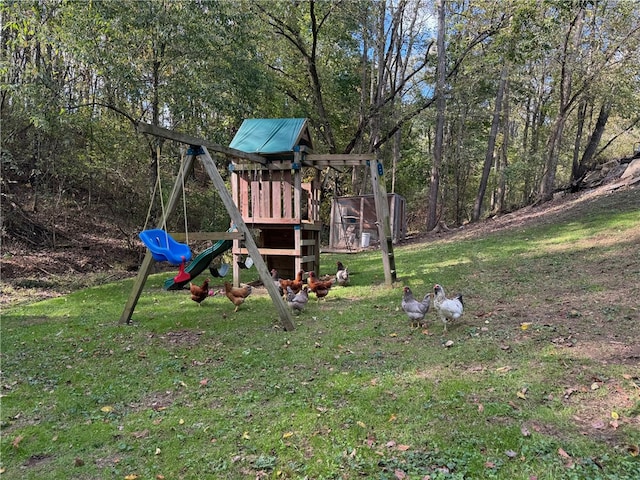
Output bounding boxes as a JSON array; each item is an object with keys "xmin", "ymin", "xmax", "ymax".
[
  {"xmin": 401, "ymin": 286, "xmax": 431, "ymax": 328},
  {"xmin": 433, "ymin": 284, "xmax": 464, "ymax": 332}
]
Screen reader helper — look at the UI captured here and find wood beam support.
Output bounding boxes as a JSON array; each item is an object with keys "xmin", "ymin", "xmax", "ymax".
[
  {"xmin": 369, "ymin": 158, "xmax": 397, "ymax": 286},
  {"xmin": 197, "ymin": 147, "xmax": 295, "ymax": 331},
  {"xmin": 119, "ymin": 153, "xmax": 196, "ymax": 324}
]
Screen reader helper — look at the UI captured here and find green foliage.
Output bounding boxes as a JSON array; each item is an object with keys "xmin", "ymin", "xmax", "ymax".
[{"xmin": 2, "ymin": 0, "xmax": 639, "ymax": 237}]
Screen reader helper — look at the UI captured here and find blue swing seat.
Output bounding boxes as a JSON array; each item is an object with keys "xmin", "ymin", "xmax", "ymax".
[{"xmin": 139, "ymin": 229, "xmax": 192, "ymax": 265}]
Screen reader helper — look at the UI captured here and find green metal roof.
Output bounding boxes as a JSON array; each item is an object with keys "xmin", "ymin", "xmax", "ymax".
[{"xmin": 229, "ymin": 118, "xmax": 312, "ymax": 155}]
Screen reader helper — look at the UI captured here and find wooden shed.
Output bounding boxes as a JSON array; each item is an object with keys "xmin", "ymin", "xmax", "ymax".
[{"xmin": 329, "ymin": 194, "xmax": 406, "ymax": 251}]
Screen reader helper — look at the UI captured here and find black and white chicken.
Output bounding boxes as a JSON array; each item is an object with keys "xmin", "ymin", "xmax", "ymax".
[
  {"xmin": 336, "ymin": 261, "xmax": 350, "ymax": 286},
  {"xmin": 433, "ymin": 284, "xmax": 464, "ymax": 332},
  {"xmin": 401, "ymin": 286, "xmax": 431, "ymax": 327}
]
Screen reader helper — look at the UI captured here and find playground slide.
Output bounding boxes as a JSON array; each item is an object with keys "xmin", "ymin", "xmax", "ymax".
[{"xmin": 164, "ymin": 238, "xmax": 233, "ymax": 291}]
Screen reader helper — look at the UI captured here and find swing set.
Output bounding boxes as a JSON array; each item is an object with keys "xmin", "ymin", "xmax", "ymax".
[{"xmin": 121, "ymin": 120, "xmax": 397, "ymax": 332}]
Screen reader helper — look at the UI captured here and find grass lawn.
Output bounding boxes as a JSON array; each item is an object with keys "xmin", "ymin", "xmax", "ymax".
[{"xmin": 2, "ymin": 188, "xmax": 639, "ymax": 479}]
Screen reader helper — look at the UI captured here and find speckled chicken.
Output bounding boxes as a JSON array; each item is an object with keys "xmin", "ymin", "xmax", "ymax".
[
  {"xmin": 401, "ymin": 286, "xmax": 431, "ymax": 327},
  {"xmin": 433, "ymin": 284, "xmax": 464, "ymax": 332},
  {"xmin": 286, "ymin": 285, "xmax": 309, "ymax": 314},
  {"xmin": 270, "ymin": 268, "xmax": 284, "ymax": 296}
]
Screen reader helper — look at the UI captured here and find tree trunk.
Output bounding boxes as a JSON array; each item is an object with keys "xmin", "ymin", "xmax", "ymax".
[
  {"xmin": 538, "ymin": 6, "xmax": 584, "ymax": 202},
  {"xmin": 473, "ymin": 63, "xmax": 507, "ymax": 221},
  {"xmin": 571, "ymin": 99, "xmax": 588, "ymax": 187},
  {"xmin": 571, "ymin": 100, "xmax": 611, "ymax": 190},
  {"xmin": 427, "ymin": 0, "xmax": 446, "ymax": 232},
  {"xmin": 494, "ymin": 77, "xmax": 510, "ymax": 213}
]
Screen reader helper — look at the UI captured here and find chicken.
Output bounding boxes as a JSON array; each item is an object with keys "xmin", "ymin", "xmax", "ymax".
[
  {"xmin": 401, "ymin": 286, "xmax": 431, "ymax": 327},
  {"xmin": 307, "ymin": 271, "xmax": 332, "ymax": 301},
  {"xmin": 336, "ymin": 261, "xmax": 349, "ymax": 286},
  {"xmin": 286, "ymin": 285, "xmax": 309, "ymax": 314},
  {"xmin": 279, "ymin": 269, "xmax": 304, "ymax": 295},
  {"xmin": 189, "ymin": 278, "xmax": 210, "ymax": 306},
  {"xmin": 222, "ymin": 281, "xmax": 252, "ymax": 312},
  {"xmin": 433, "ymin": 284, "xmax": 464, "ymax": 332},
  {"xmin": 270, "ymin": 268, "xmax": 284, "ymax": 296}
]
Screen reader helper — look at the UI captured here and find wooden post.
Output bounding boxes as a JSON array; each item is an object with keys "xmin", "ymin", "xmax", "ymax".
[
  {"xmin": 119, "ymin": 153, "xmax": 196, "ymax": 324},
  {"xmin": 369, "ymin": 157, "xmax": 397, "ymax": 286},
  {"xmin": 198, "ymin": 147, "xmax": 295, "ymax": 331}
]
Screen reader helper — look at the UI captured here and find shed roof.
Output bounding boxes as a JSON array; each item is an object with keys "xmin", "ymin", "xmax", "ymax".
[{"xmin": 229, "ymin": 118, "xmax": 312, "ymax": 155}]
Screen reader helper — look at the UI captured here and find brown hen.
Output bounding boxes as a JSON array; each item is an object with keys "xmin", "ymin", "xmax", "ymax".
[
  {"xmin": 307, "ymin": 271, "xmax": 333, "ymax": 301},
  {"xmin": 189, "ymin": 278, "xmax": 210, "ymax": 306},
  {"xmin": 223, "ymin": 281, "xmax": 252, "ymax": 312}
]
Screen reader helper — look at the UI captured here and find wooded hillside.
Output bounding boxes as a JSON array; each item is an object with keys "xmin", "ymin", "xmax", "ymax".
[{"xmin": 2, "ymin": 1, "xmax": 640, "ymax": 244}]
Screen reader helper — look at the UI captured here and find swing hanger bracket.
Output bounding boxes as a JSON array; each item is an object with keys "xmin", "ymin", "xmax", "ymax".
[{"xmin": 187, "ymin": 145, "xmax": 204, "ymax": 156}]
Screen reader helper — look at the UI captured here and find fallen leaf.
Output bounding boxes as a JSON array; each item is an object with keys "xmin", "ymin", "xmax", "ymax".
[
  {"xmin": 179, "ymin": 418, "xmax": 185, "ymax": 425},
  {"xmin": 611, "ymin": 411, "xmax": 619, "ymax": 420},
  {"xmin": 397, "ymin": 444, "xmax": 410, "ymax": 451},
  {"xmin": 558, "ymin": 448, "xmax": 574, "ymax": 468},
  {"xmin": 505, "ymin": 450, "xmax": 517, "ymax": 458},
  {"xmin": 477, "ymin": 403, "xmax": 484, "ymax": 413},
  {"xmin": 100, "ymin": 406, "xmax": 114, "ymax": 413},
  {"xmin": 394, "ymin": 469, "xmax": 407, "ymax": 479},
  {"xmin": 496, "ymin": 366, "xmax": 512, "ymax": 373},
  {"xmin": 444, "ymin": 340, "xmax": 454, "ymax": 348},
  {"xmin": 386, "ymin": 440, "xmax": 396, "ymax": 448},
  {"xmin": 357, "ymin": 421, "xmax": 366, "ymax": 428},
  {"xmin": 199, "ymin": 378, "xmax": 208, "ymax": 386},
  {"xmin": 124, "ymin": 475, "xmax": 139, "ymax": 480},
  {"xmin": 610, "ymin": 419, "xmax": 619, "ymax": 430},
  {"xmin": 12, "ymin": 435, "xmax": 24, "ymax": 449},
  {"xmin": 484, "ymin": 461, "xmax": 496, "ymax": 468},
  {"xmin": 282, "ymin": 431, "xmax": 294, "ymax": 439},
  {"xmin": 242, "ymin": 431, "xmax": 250, "ymax": 440},
  {"xmin": 591, "ymin": 382, "xmax": 600, "ymax": 390},
  {"xmin": 558, "ymin": 448, "xmax": 571, "ymax": 459},
  {"xmin": 388, "ymin": 413, "xmax": 397, "ymax": 422},
  {"xmin": 517, "ymin": 390, "xmax": 527, "ymax": 399},
  {"xmin": 521, "ymin": 425, "xmax": 531, "ymax": 437},
  {"xmin": 156, "ymin": 475, "xmax": 165, "ymax": 480},
  {"xmin": 389, "ymin": 333, "xmax": 398, "ymax": 337},
  {"xmin": 520, "ymin": 322, "xmax": 531, "ymax": 330},
  {"xmin": 155, "ymin": 447, "xmax": 161, "ymax": 455}
]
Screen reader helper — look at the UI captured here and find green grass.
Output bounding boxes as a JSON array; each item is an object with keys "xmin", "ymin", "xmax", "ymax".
[{"xmin": 2, "ymin": 192, "xmax": 640, "ymax": 479}]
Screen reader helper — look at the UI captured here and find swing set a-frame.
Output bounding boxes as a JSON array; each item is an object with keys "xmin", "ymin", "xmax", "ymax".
[{"xmin": 120, "ymin": 120, "xmax": 397, "ymax": 331}]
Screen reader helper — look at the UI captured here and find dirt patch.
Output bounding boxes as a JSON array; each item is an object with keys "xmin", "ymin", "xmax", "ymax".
[
  {"xmin": 22, "ymin": 454, "xmax": 53, "ymax": 467},
  {"xmin": 149, "ymin": 329, "xmax": 206, "ymax": 348}
]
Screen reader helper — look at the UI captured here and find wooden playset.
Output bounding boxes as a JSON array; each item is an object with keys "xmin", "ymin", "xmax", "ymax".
[{"xmin": 120, "ymin": 119, "xmax": 397, "ymax": 330}]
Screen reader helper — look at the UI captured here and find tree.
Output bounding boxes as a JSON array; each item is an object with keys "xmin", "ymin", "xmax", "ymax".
[{"xmin": 427, "ymin": 0, "xmax": 446, "ymax": 231}]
